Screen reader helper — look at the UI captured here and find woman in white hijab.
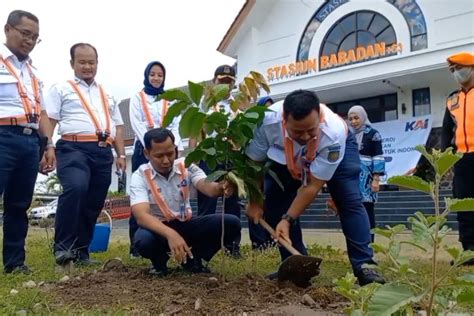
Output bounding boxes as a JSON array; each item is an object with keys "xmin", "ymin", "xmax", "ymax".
[{"xmin": 347, "ymin": 105, "xmax": 386, "ymax": 242}]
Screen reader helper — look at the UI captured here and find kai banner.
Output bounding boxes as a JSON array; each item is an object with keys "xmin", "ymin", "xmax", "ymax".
[{"xmin": 372, "ymin": 115, "xmax": 432, "ymax": 181}]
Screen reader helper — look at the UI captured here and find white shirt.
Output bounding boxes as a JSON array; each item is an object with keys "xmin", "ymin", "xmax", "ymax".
[
  {"xmin": 45, "ymin": 77, "xmax": 123, "ymax": 138},
  {"xmin": 129, "ymin": 158, "xmax": 206, "ymax": 221},
  {"xmin": 0, "ymin": 44, "xmax": 44, "ymax": 129},
  {"xmin": 245, "ymin": 101, "xmax": 347, "ymax": 181},
  {"xmin": 129, "ymin": 92, "xmax": 183, "ymax": 150}
]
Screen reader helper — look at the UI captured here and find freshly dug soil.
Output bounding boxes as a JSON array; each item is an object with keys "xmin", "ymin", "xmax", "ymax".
[{"xmin": 49, "ymin": 263, "xmax": 348, "ymax": 314}]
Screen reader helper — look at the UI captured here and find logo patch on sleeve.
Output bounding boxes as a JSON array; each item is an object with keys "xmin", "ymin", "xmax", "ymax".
[{"xmin": 327, "ymin": 145, "xmax": 341, "ymax": 162}]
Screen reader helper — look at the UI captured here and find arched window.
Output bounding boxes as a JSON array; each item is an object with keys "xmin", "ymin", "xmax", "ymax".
[{"xmin": 319, "ymin": 11, "xmax": 397, "ymax": 69}]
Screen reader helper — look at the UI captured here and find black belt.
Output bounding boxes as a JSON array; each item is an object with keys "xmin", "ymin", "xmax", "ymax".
[{"xmin": 0, "ymin": 125, "xmax": 38, "ymax": 136}]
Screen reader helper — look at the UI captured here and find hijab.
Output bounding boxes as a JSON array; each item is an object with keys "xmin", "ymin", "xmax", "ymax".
[
  {"xmin": 348, "ymin": 105, "xmax": 371, "ymax": 149},
  {"xmin": 143, "ymin": 61, "xmax": 166, "ymax": 96},
  {"xmin": 257, "ymin": 96, "xmax": 274, "ymax": 106}
]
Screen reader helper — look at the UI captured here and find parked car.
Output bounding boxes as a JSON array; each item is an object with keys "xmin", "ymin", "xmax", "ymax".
[{"xmin": 28, "ymin": 199, "xmax": 58, "ymax": 220}]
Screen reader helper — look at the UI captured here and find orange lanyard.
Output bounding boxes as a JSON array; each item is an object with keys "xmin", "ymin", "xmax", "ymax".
[
  {"xmin": 283, "ymin": 104, "xmax": 348, "ymax": 181},
  {"xmin": 68, "ymin": 80, "xmax": 111, "ymax": 135},
  {"xmin": 282, "ymin": 121, "xmax": 319, "ymax": 181},
  {"xmin": 139, "ymin": 91, "xmax": 168, "ymax": 129},
  {"xmin": 0, "ymin": 55, "xmax": 41, "ymax": 123},
  {"xmin": 144, "ymin": 162, "xmax": 192, "ymax": 222}
]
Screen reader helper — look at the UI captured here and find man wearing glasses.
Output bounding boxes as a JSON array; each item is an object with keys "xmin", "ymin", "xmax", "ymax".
[{"xmin": 0, "ymin": 10, "xmax": 55, "ymax": 274}]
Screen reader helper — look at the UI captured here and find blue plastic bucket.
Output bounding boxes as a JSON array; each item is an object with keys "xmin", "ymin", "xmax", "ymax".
[{"xmin": 89, "ymin": 223, "xmax": 111, "ymax": 253}]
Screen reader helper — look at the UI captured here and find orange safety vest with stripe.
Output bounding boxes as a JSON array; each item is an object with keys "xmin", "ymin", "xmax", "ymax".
[
  {"xmin": 139, "ymin": 91, "xmax": 169, "ymax": 129},
  {"xmin": 143, "ymin": 161, "xmax": 192, "ymax": 222},
  {"xmin": 0, "ymin": 54, "xmax": 41, "ymax": 125},
  {"xmin": 446, "ymin": 88, "xmax": 474, "ymax": 153}
]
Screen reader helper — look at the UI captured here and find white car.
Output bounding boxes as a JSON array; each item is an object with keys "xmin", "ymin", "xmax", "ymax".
[{"xmin": 29, "ymin": 199, "xmax": 58, "ymax": 220}]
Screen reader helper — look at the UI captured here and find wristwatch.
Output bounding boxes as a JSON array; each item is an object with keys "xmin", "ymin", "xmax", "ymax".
[{"xmin": 281, "ymin": 213, "xmax": 296, "ymax": 226}]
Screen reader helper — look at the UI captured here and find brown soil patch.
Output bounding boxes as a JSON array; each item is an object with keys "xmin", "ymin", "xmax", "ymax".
[{"xmin": 49, "ymin": 264, "xmax": 347, "ymax": 314}]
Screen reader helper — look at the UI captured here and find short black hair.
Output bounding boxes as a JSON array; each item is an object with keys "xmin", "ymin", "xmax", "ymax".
[
  {"xmin": 144, "ymin": 128, "xmax": 175, "ymax": 150},
  {"xmin": 283, "ymin": 90, "xmax": 320, "ymax": 120},
  {"xmin": 70, "ymin": 43, "xmax": 98, "ymax": 62},
  {"xmin": 6, "ymin": 10, "xmax": 39, "ymax": 26}
]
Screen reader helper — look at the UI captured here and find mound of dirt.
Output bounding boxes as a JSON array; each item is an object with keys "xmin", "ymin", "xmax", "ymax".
[{"xmin": 49, "ymin": 266, "xmax": 347, "ymax": 314}]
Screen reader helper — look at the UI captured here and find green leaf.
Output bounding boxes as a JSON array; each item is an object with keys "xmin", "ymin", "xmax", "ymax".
[
  {"xmin": 240, "ymin": 123, "xmax": 254, "ymax": 139},
  {"xmin": 368, "ymin": 284, "xmax": 420, "ymax": 316},
  {"xmin": 202, "ymin": 147, "xmax": 216, "ymax": 156},
  {"xmin": 459, "ymin": 250, "xmax": 474, "ymax": 265},
  {"xmin": 179, "ymin": 107, "xmax": 206, "ymax": 138},
  {"xmin": 416, "ymin": 145, "xmax": 435, "ymax": 167},
  {"xmin": 206, "ymin": 170, "xmax": 228, "ymax": 182},
  {"xmin": 227, "ymin": 171, "xmax": 247, "ymax": 198},
  {"xmin": 162, "ymin": 100, "xmax": 188, "ymax": 128},
  {"xmin": 205, "ymin": 112, "xmax": 229, "ymax": 132},
  {"xmin": 184, "ymin": 150, "xmax": 205, "ymax": 166},
  {"xmin": 457, "ymin": 286, "xmax": 474, "ymax": 304},
  {"xmin": 371, "ymin": 243, "xmax": 388, "ymax": 254},
  {"xmin": 244, "ymin": 112, "xmax": 259, "ymax": 120},
  {"xmin": 159, "ymin": 89, "xmax": 191, "ymax": 103},
  {"xmin": 213, "ymin": 84, "xmax": 230, "ymax": 102},
  {"xmin": 454, "ymin": 273, "xmax": 474, "ymax": 285},
  {"xmin": 435, "ymin": 148, "xmax": 462, "ymax": 177},
  {"xmin": 445, "ymin": 198, "xmax": 474, "ymax": 212},
  {"xmin": 387, "ymin": 176, "xmax": 431, "ymax": 194},
  {"xmin": 373, "ymin": 227, "xmax": 395, "ymax": 239},
  {"xmin": 399, "ymin": 241, "xmax": 427, "ymax": 252},
  {"xmin": 188, "ymin": 81, "xmax": 204, "ymax": 105}
]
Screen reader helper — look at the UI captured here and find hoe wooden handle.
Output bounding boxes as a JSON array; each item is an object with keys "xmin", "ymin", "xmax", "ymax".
[{"xmin": 259, "ymin": 218, "xmax": 301, "ymax": 256}]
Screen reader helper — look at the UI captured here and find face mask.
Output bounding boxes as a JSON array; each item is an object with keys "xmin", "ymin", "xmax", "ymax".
[{"xmin": 453, "ymin": 67, "xmax": 473, "ymax": 84}]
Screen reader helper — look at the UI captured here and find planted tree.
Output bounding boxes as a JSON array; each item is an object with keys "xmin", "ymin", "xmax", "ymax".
[
  {"xmin": 334, "ymin": 146, "xmax": 474, "ymax": 315},
  {"xmin": 160, "ymin": 71, "xmax": 272, "ymax": 252}
]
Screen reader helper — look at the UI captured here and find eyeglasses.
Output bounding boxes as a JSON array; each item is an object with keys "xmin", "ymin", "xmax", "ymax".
[{"xmin": 9, "ymin": 25, "xmax": 41, "ymax": 44}]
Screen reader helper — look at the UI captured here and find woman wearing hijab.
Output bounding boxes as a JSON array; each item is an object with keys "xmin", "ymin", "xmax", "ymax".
[
  {"xmin": 128, "ymin": 61, "xmax": 183, "ymax": 258},
  {"xmin": 347, "ymin": 105, "xmax": 385, "ymax": 242}
]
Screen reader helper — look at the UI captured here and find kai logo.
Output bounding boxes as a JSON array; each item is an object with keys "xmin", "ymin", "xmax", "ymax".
[{"xmin": 405, "ymin": 119, "xmax": 429, "ymax": 132}]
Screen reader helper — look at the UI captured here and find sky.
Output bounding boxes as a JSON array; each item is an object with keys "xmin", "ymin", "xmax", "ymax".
[{"xmin": 2, "ymin": 0, "xmax": 245, "ymax": 101}]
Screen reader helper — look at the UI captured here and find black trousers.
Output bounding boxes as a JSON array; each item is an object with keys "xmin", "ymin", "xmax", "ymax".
[
  {"xmin": 453, "ymin": 153, "xmax": 474, "ymax": 250},
  {"xmin": 54, "ymin": 140, "xmax": 113, "ymax": 259},
  {"xmin": 363, "ymin": 202, "xmax": 375, "ymax": 242},
  {"xmin": 129, "ymin": 141, "xmax": 149, "ymax": 255},
  {"xmin": 0, "ymin": 126, "xmax": 39, "ymax": 270},
  {"xmin": 196, "ymin": 160, "xmax": 241, "ymax": 255}
]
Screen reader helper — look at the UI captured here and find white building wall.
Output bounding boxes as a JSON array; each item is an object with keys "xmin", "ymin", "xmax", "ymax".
[{"xmin": 230, "ymin": 0, "xmax": 473, "ymax": 127}]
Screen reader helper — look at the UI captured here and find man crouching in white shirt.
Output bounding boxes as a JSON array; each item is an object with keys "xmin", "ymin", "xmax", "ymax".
[{"xmin": 130, "ymin": 128, "xmax": 241, "ymax": 276}]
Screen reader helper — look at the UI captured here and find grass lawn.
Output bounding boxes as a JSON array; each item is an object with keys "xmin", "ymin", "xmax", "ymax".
[{"xmin": 0, "ymin": 227, "xmax": 472, "ymax": 314}]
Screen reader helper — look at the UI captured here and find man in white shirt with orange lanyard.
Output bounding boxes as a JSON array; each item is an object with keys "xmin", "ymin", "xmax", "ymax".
[
  {"xmin": 128, "ymin": 61, "xmax": 182, "ymax": 258},
  {"xmin": 189, "ymin": 64, "xmax": 242, "ymax": 258},
  {"xmin": 130, "ymin": 128, "xmax": 241, "ymax": 276},
  {"xmin": 245, "ymin": 90, "xmax": 385, "ymax": 286},
  {"xmin": 0, "ymin": 10, "xmax": 55, "ymax": 274},
  {"xmin": 45, "ymin": 43, "xmax": 126, "ymax": 266}
]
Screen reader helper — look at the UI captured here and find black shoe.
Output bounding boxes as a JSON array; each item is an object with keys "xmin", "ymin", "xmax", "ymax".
[
  {"xmin": 356, "ymin": 268, "xmax": 385, "ymax": 286},
  {"xmin": 182, "ymin": 258, "xmax": 211, "ymax": 274},
  {"xmin": 55, "ymin": 250, "xmax": 76, "ymax": 266},
  {"xmin": 75, "ymin": 258, "xmax": 101, "ymax": 266},
  {"xmin": 149, "ymin": 266, "xmax": 168, "ymax": 277},
  {"xmin": 266, "ymin": 271, "xmax": 279, "ymax": 280},
  {"xmin": 4, "ymin": 264, "xmax": 31, "ymax": 274}
]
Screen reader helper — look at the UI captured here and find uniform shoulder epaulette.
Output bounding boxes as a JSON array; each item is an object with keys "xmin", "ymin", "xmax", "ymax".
[
  {"xmin": 447, "ymin": 90, "xmax": 459, "ymax": 98},
  {"xmin": 446, "ymin": 90, "xmax": 460, "ymax": 109}
]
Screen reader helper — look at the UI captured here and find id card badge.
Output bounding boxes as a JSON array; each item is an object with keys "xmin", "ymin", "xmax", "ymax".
[{"xmin": 301, "ymin": 157, "xmax": 311, "ymax": 187}]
